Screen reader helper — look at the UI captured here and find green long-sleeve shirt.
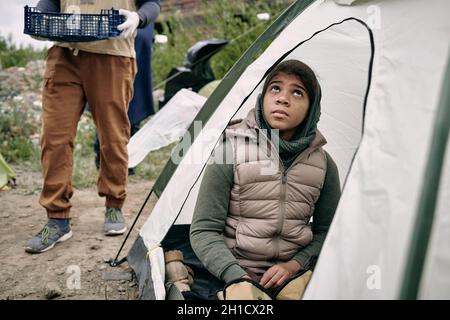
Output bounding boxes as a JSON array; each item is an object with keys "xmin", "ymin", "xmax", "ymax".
[{"xmin": 190, "ymin": 141, "xmax": 341, "ymax": 283}]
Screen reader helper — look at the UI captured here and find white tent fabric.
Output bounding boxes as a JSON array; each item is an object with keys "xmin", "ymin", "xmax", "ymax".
[
  {"xmin": 303, "ymin": 1, "xmax": 450, "ymax": 300},
  {"xmin": 136, "ymin": 0, "xmax": 450, "ymax": 299},
  {"xmin": 0, "ymin": 153, "xmax": 15, "ymax": 189},
  {"xmin": 127, "ymin": 89, "xmax": 205, "ymax": 168}
]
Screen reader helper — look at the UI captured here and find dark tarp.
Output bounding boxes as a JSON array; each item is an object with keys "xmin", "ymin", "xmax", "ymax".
[{"xmin": 128, "ymin": 23, "xmax": 155, "ymax": 125}]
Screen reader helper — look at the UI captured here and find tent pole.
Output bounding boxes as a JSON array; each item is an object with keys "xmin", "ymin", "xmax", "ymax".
[
  {"xmin": 107, "ymin": 187, "xmax": 154, "ymax": 267},
  {"xmin": 399, "ymin": 55, "xmax": 450, "ymax": 299}
]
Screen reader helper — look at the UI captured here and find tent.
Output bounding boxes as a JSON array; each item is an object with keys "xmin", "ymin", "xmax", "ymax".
[
  {"xmin": 126, "ymin": 0, "xmax": 450, "ymax": 300},
  {"xmin": 0, "ymin": 153, "xmax": 15, "ymax": 190}
]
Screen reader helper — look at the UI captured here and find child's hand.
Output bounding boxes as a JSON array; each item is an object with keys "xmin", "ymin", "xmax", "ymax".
[
  {"xmin": 118, "ymin": 9, "xmax": 140, "ymax": 38},
  {"xmin": 259, "ymin": 260, "xmax": 301, "ymax": 289}
]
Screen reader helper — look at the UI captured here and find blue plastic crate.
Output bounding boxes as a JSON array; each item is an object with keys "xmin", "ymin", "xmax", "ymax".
[{"xmin": 23, "ymin": 6, "xmax": 125, "ymax": 42}]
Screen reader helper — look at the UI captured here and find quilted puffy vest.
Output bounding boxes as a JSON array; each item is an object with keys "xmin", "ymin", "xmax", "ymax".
[{"xmin": 223, "ymin": 109, "xmax": 327, "ymax": 274}]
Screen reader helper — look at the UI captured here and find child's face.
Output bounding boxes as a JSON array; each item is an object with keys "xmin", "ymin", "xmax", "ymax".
[{"xmin": 263, "ymin": 72, "xmax": 310, "ymax": 141}]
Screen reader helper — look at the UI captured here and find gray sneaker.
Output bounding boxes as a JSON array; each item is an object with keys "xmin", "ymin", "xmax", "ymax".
[
  {"xmin": 104, "ymin": 208, "xmax": 127, "ymax": 236},
  {"xmin": 25, "ymin": 221, "xmax": 72, "ymax": 254}
]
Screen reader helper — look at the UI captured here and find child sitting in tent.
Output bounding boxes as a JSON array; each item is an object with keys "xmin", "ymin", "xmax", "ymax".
[{"xmin": 188, "ymin": 59, "xmax": 341, "ymax": 300}]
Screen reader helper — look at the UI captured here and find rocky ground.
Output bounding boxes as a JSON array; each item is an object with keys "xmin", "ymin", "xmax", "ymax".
[{"xmin": 0, "ymin": 169, "xmax": 156, "ymax": 300}]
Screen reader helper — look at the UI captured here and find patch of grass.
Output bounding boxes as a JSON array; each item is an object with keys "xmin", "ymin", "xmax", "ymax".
[
  {"xmin": 0, "ymin": 100, "xmax": 174, "ymax": 189},
  {"xmin": 0, "ymin": 100, "xmax": 40, "ymax": 164},
  {"xmin": 72, "ymin": 152, "xmax": 97, "ymax": 189}
]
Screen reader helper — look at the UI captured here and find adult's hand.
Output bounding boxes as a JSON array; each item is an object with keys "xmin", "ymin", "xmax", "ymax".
[
  {"xmin": 259, "ymin": 260, "xmax": 301, "ymax": 289},
  {"xmin": 117, "ymin": 9, "xmax": 140, "ymax": 38}
]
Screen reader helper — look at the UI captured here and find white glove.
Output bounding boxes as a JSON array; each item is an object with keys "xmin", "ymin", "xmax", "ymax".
[{"xmin": 117, "ymin": 9, "xmax": 140, "ymax": 38}]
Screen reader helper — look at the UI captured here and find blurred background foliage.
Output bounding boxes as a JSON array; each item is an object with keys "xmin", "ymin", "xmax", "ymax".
[{"xmin": 0, "ymin": 0, "xmax": 292, "ymax": 187}]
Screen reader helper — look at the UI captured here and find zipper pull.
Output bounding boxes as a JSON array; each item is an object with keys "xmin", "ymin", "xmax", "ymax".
[{"xmin": 282, "ymin": 171, "xmax": 287, "ymax": 184}]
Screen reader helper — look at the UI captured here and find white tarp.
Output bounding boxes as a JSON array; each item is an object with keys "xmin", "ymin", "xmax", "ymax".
[
  {"xmin": 141, "ymin": 0, "xmax": 371, "ymax": 299},
  {"xmin": 127, "ymin": 89, "xmax": 205, "ymax": 168}
]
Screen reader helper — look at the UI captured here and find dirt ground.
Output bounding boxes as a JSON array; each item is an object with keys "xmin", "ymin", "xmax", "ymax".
[{"xmin": 0, "ymin": 167, "xmax": 156, "ymax": 300}]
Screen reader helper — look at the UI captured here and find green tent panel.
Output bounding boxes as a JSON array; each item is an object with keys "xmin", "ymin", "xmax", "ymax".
[{"xmin": 0, "ymin": 153, "xmax": 15, "ymax": 189}]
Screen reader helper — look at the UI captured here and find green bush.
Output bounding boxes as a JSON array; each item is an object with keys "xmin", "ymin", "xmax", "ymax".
[
  {"xmin": 0, "ymin": 34, "xmax": 46, "ymax": 69},
  {"xmin": 0, "ymin": 101, "xmax": 40, "ymax": 164}
]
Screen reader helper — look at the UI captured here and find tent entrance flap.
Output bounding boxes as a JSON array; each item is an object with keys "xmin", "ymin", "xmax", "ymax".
[{"xmin": 174, "ymin": 18, "xmax": 374, "ymax": 227}]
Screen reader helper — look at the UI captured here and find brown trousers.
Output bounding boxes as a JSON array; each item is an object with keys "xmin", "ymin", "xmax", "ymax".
[{"xmin": 39, "ymin": 46, "xmax": 136, "ymax": 219}]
